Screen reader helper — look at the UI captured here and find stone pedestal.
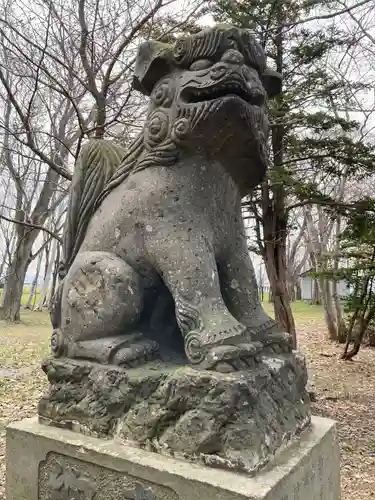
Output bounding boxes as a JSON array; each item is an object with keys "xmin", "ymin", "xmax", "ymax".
[
  {"xmin": 37, "ymin": 355, "xmax": 311, "ymax": 475},
  {"xmin": 6, "ymin": 416, "xmax": 340, "ymax": 500}
]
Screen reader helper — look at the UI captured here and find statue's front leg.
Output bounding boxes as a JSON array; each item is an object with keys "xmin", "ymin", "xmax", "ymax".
[
  {"xmin": 219, "ymin": 225, "xmax": 293, "ymax": 353},
  {"xmin": 149, "ymin": 229, "xmax": 263, "ymax": 371}
]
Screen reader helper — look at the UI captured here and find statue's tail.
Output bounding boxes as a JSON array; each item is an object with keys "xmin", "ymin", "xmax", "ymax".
[
  {"xmin": 49, "ymin": 139, "xmax": 127, "ymax": 331},
  {"xmin": 62, "ymin": 139, "xmax": 128, "ymax": 274}
]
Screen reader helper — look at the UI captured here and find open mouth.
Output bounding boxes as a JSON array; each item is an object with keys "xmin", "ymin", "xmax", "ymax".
[{"xmin": 181, "ymin": 81, "xmax": 264, "ymax": 107}]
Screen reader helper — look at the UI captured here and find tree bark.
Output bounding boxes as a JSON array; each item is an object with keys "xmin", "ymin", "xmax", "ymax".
[
  {"xmin": 36, "ymin": 237, "xmax": 57, "ymax": 310},
  {"xmin": 48, "ymin": 242, "xmax": 61, "ymax": 310},
  {"xmin": 0, "ymin": 238, "xmax": 32, "ymax": 321},
  {"xmin": 261, "ymin": 5, "xmax": 296, "ymax": 348},
  {"xmin": 319, "ymin": 276, "xmax": 339, "ymax": 340},
  {"xmin": 332, "ymin": 201, "xmax": 347, "ymax": 342},
  {"xmin": 264, "ymin": 232, "xmax": 297, "ymax": 348},
  {"xmin": 295, "ymin": 281, "xmax": 302, "ymax": 300},
  {"xmin": 312, "ymin": 278, "xmax": 321, "ymax": 305}
]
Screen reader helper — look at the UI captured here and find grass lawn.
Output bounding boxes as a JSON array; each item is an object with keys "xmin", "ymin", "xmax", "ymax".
[
  {"xmin": 0, "ymin": 288, "xmax": 42, "ymax": 307},
  {"xmin": 21, "ymin": 288, "xmax": 42, "ymax": 306},
  {"xmin": 0, "ymin": 302, "xmax": 375, "ymax": 499}
]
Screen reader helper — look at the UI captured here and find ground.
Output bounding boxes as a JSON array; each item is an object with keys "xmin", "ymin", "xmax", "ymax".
[{"xmin": 0, "ymin": 304, "xmax": 375, "ymax": 499}]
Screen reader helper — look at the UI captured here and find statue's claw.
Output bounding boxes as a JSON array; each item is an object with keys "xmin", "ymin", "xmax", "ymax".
[
  {"xmin": 263, "ymin": 331, "xmax": 293, "ymax": 351},
  {"xmin": 200, "ymin": 342, "xmax": 263, "ymax": 371},
  {"xmin": 184, "ymin": 324, "xmax": 293, "ymax": 372},
  {"xmin": 113, "ymin": 339, "xmax": 160, "ymax": 367},
  {"xmin": 184, "ymin": 327, "xmax": 263, "ymax": 371}
]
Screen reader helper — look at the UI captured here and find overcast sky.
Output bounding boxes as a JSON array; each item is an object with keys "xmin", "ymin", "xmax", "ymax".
[{"xmin": 4, "ymin": 2, "xmax": 375, "ymax": 287}]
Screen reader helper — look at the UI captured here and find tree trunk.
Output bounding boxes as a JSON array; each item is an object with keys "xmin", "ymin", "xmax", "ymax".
[
  {"xmin": 319, "ymin": 277, "xmax": 339, "ymax": 340},
  {"xmin": 25, "ymin": 250, "xmax": 43, "ymax": 309},
  {"xmin": 0, "ymin": 166, "xmax": 60, "ymax": 321},
  {"xmin": 0, "ymin": 257, "xmax": 5, "ymax": 283},
  {"xmin": 0, "ymin": 239, "xmax": 32, "ymax": 321},
  {"xmin": 0, "ymin": 282, "xmax": 5, "ymax": 308},
  {"xmin": 332, "ymin": 215, "xmax": 346, "ymax": 342},
  {"xmin": 36, "ymin": 237, "xmax": 57, "ymax": 310},
  {"xmin": 265, "ymin": 237, "xmax": 297, "ymax": 348},
  {"xmin": 261, "ymin": 6, "xmax": 296, "ymax": 349},
  {"xmin": 295, "ymin": 282, "xmax": 302, "ymax": 300},
  {"xmin": 312, "ymin": 278, "xmax": 321, "ymax": 305},
  {"xmin": 48, "ymin": 243, "xmax": 61, "ymax": 310},
  {"xmin": 332, "ymin": 281, "xmax": 346, "ymax": 343},
  {"xmin": 342, "ymin": 304, "xmax": 375, "ymax": 360},
  {"xmin": 287, "ymin": 281, "xmax": 296, "ymax": 302}
]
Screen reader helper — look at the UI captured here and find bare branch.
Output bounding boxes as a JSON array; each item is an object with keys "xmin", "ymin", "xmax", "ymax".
[{"xmin": 0, "ymin": 213, "xmax": 62, "ymax": 243}]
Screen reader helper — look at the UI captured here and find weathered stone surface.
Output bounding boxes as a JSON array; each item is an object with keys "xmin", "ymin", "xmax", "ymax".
[
  {"xmin": 34, "ymin": 23, "xmax": 314, "ymax": 480},
  {"xmin": 49, "ymin": 24, "xmax": 287, "ymax": 373},
  {"xmin": 38, "ymin": 353, "xmax": 310, "ymax": 475},
  {"xmin": 6, "ymin": 416, "xmax": 340, "ymax": 500}
]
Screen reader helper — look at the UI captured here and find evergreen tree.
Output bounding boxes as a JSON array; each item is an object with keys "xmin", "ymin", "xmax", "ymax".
[
  {"xmin": 323, "ymin": 199, "xmax": 375, "ymax": 359},
  {"xmin": 211, "ymin": 0, "xmax": 375, "ymax": 345}
]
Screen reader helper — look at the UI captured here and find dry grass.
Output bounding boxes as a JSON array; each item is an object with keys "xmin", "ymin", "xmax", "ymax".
[
  {"xmin": 0, "ymin": 304, "xmax": 375, "ymax": 499},
  {"xmin": 0, "ymin": 312, "xmax": 50, "ymax": 499},
  {"xmin": 297, "ymin": 317, "xmax": 375, "ymax": 499}
]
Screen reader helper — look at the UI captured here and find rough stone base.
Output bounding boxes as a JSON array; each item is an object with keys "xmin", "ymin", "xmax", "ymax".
[
  {"xmin": 38, "ymin": 354, "xmax": 310, "ymax": 475},
  {"xmin": 6, "ymin": 416, "xmax": 340, "ymax": 500}
]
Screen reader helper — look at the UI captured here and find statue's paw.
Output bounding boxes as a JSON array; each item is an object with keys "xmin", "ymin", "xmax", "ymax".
[
  {"xmin": 262, "ymin": 331, "xmax": 293, "ymax": 352},
  {"xmin": 114, "ymin": 339, "xmax": 159, "ymax": 368},
  {"xmin": 202, "ymin": 342, "xmax": 263, "ymax": 372},
  {"xmin": 184, "ymin": 330, "xmax": 263, "ymax": 372},
  {"xmin": 203, "ymin": 321, "xmax": 247, "ymax": 345}
]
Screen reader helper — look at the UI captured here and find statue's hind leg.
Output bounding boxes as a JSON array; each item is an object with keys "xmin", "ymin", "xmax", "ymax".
[{"xmin": 52, "ymin": 251, "xmax": 159, "ymax": 366}]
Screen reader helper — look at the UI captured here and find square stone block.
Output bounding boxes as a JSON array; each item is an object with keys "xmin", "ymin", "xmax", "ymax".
[{"xmin": 6, "ymin": 416, "xmax": 340, "ymax": 500}]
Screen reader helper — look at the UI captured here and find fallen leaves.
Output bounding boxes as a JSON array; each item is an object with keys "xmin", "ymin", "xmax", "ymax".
[
  {"xmin": 297, "ymin": 312, "xmax": 375, "ymax": 500},
  {"xmin": 0, "ymin": 307, "xmax": 375, "ymax": 499},
  {"xmin": 0, "ymin": 312, "xmax": 50, "ymax": 500}
]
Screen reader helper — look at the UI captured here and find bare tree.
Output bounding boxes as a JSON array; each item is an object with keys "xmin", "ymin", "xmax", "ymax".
[
  {"xmin": 0, "ymin": 0, "xmax": 204, "ymax": 321},
  {"xmin": 285, "ymin": 210, "xmax": 309, "ymax": 301}
]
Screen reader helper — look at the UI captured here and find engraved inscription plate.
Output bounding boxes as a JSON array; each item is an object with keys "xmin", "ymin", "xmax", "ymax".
[
  {"xmin": 39, "ymin": 452, "xmax": 178, "ymax": 500},
  {"xmin": 46, "ymin": 462, "xmax": 95, "ymax": 499},
  {"xmin": 132, "ymin": 483, "xmax": 158, "ymax": 500}
]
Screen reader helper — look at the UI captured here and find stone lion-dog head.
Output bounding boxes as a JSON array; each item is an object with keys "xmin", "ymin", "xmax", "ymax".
[{"xmin": 132, "ymin": 24, "xmax": 281, "ymax": 194}]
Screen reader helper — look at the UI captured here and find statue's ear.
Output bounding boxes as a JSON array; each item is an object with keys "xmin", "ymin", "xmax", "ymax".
[
  {"xmin": 133, "ymin": 41, "xmax": 173, "ymax": 96},
  {"xmin": 262, "ymin": 68, "xmax": 282, "ymax": 99}
]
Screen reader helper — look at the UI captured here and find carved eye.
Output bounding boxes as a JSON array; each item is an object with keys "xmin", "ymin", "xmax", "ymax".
[
  {"xmin": 189, "ymin": 59, "xmax": 213, "ymax": 71},
  {"xmin": 151, "ymin": 80, "xmax": 174, "ymax": 107}
]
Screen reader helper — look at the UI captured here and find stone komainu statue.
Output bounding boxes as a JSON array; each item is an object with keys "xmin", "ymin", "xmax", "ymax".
[
  {"xmin": 41, "ymin": 25, "xmax": 311, "ymax": 475},
  {"xmin": 51, "ymin": 24, "xmax": 288, "ymax": 372}
]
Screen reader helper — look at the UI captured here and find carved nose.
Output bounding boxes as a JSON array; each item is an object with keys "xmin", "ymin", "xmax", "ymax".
[
  {"xmin": 210, "ymin": 63, "xmax": 228, "ymax": 81},
  {"xmin": 221, "ymin": 49, "xmax": 244, "ymax": 65}
]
